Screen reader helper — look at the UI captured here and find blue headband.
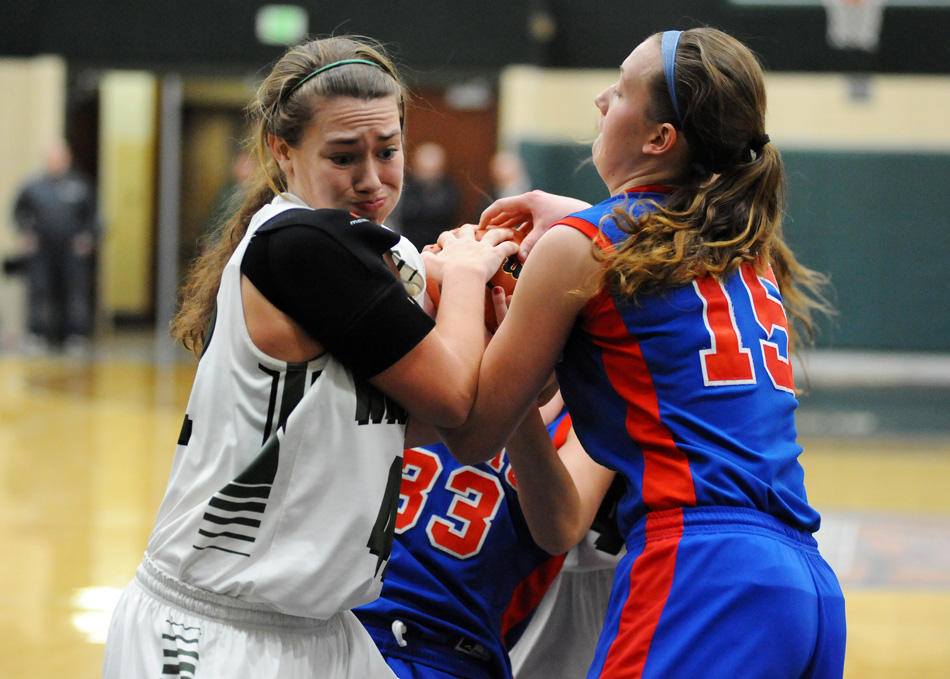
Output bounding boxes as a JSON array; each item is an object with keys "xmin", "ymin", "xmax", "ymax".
[
  {"xmin": 661, "ymin": 31, "xmax": 683, "ymax": 125},
  {"xmin": 290, "ymin": 59, "xmax": 383, "ymax": 95}
]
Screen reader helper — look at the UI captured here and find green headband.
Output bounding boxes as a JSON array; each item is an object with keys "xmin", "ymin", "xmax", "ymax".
[{"xmin": 289, "ymin": 59, "xmax": 384, "ymax": 95}]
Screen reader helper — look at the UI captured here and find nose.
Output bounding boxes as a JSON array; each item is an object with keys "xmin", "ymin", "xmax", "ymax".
[
  {"xmin": 594, "ymin": 85, "xmax": 610, "ymax": 114},
  {"xmin": 355, "ymin": 159, "xmax": 383, "ymax": 193}
]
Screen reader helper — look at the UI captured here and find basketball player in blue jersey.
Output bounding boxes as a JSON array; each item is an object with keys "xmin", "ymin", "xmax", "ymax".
[
  {"xmin": 353, "ymin": 394, "xmax": 572, "ymax": 679},
  {"xmin": 354, "ymin": 280, "xmax": 618, "ymax": 679},
  {"xmin": 430, "ymin": 27, "xmax": 846, "ymax": 679}
]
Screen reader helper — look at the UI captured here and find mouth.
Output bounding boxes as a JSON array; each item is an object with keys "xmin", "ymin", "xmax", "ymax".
[{"xmin": 353, "ymin": 196, "xmax": 387, "ymax": 213}]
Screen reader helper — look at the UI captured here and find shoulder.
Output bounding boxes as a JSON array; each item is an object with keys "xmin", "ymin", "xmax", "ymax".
[
  {"xmin": 556, "ymin": 196, "xmax": 627, "ymax": 243},
  {"xmin": 508, "ymin": 226, "xmax": 600, "ymax": 333},
  {"xmin": 529, "ymin": 226, "xmax": 602, "ymax": 292},
  {"xmin": 259, "ymin": 208, "xmax": 398, "ymax": 249},
  {"xmin": 250, "ymin": 208, "xmax": 400, "ymax": 270}
]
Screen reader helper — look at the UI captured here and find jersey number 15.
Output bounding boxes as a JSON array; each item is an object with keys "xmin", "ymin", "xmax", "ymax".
[{"xmin": 693, "ymin": 264, "xmax": 795, "ymax": 393}]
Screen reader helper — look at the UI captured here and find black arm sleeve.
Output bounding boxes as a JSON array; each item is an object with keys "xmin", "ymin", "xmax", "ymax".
[{"xmin": 241, "ymin": 212, "xmax": 435, "ymax": 378}]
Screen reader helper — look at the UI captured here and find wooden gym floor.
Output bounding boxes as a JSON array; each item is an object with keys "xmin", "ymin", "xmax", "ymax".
[{"xmin": 0, "ymin": 332, "xmax": 948, "ymax": 678}]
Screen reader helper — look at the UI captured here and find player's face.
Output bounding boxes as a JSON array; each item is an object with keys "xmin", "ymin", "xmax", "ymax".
[
  {"xmin": 592, "ymin": 38, "xmax": 659, "ymax": 194},
  {"xmin": 275, "ymin": 95, "xmax": 404, "ymax": 224}
]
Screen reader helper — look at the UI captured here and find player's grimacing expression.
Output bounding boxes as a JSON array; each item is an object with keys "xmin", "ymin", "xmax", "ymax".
[
  {"xmin": 592, "ymin": 38, "xmax": 661, "ymax": 194},
  {"xmin": 271, "ymin": 94, "xmax": 404, "ymax": 224}
]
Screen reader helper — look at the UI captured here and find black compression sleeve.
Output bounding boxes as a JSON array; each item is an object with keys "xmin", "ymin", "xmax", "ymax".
[{"xmin": 241, "ymin": 219, "xmax": 434, "ymax": 378}]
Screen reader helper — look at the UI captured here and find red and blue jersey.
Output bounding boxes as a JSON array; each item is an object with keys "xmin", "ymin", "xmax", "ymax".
[
  {"xmin": 555, "ymin": 189, "xmax": 820, "ymax": 540},
  {"xmin": 354, "ymin": 411, "xmax": 572, "ymax": 679}
]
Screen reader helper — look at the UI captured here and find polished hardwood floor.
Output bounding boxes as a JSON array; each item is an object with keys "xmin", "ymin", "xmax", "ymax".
[{"xmin": 1, "ymin": 333, "xmax": 948, "ymax": 678}]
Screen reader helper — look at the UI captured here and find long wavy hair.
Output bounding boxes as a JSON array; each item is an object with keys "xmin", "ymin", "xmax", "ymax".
[
  {"xmin": 171, "ymin": 35, "xmax": 408, "ymax": 355},
  {"xmin": 599, "ymin": 27, "xmax": 830, "ymax": 353}
]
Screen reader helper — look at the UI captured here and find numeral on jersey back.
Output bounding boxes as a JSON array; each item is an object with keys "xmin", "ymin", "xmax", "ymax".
[
  {"xmin": 693, "ymin": 265, "xmax": 794, "ymax": 393},
  {"xmin": 396, "ymin": 448, "xmax": 505, "ymax": 560}
]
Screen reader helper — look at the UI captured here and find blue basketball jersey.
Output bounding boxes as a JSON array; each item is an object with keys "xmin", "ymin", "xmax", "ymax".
[
  {"xmin": 555, "ymin": 189, "xmax": 821, "ymax": 539},
  {"xmin": 354, "ymin": 412, "xmax": 572, "ymax": 679}
]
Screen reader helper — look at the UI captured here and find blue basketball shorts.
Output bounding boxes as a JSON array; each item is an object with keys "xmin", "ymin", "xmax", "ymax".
[{"xmin": 587, "ymin": 506, "xmax": 846, "ymax": 679}]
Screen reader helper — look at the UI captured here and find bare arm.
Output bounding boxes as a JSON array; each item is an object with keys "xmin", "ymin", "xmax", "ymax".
[
  {"xmin": 370, "ymin": 225, "xmax": 518, "ymax": 427},
  {"xmin": 243, "ymin": 224, "xmax": 517, "ymax": 428},
  {"xmin": 437, "ymin": 224, "xmax": 602, "ymax": 463},
  {"xmin": 507, "ymin": 407, "xmax": 616, "ymax": 554}
]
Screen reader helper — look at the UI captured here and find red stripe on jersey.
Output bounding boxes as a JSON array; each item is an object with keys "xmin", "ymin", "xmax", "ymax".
[
  {"xmin": 624, "ymin": 185, "xmax": 673, "ymax": 195},
  {"xmin": 500, "ymin": 552, "xmax": 567, "ymax": 639},
  {"xmin": 598, "ymin": 510, "xmax": 683, "ymax": 678},
  {"xmin": 551, "ymin": 412, "xmax": 574, "ymax": 449},
  {"xmin": 587, "ymin": 303, "xmax": 696, "ymax": 511},
  {"xmin": 560, "ymin": 216, "xmax": 615, "ymax": 253}
]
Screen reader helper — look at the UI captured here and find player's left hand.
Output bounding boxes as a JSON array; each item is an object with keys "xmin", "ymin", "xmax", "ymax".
[{"xmin": 421, "ymin": 224, "xmax": 518, "ymax": 284}]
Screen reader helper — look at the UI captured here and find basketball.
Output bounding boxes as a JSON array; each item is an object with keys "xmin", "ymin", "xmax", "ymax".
[
  {"xmin": 481, "ymin": 226, "xmax": 525, "ymax": 332},
  {"xmin": 425, "ymin": 226, "xmax": 526, "ymax": 333}
]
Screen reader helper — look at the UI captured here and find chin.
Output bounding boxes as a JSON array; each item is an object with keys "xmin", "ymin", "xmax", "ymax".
[
  {"xmin": 357, "ymin": 202, "xmax": 393, "ymax": 225},
  {"xmin": 591, "ymin": 156, "xmax": 603, "ymax": 182},
  {"xmin": 374, "ymin": 205, "xmax": 396, "ymax": 226}
]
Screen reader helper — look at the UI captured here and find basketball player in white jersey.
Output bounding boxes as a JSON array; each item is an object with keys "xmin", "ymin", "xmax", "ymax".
[{"xmin": 102, "ymin": 35, "xmax": 518, "ymax": 679}]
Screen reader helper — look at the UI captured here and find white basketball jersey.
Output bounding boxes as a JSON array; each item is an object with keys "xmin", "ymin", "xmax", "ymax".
[{"xmin": 146, "ymin": 195, "xmax": 423, "ymax": 620}]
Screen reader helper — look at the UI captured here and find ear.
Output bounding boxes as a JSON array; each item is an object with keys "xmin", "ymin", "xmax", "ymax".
[
  {"xmin": 267, "ymin": 134, "xmax": 293, "ymax": 178},
  {"xmin": 642, "ymin": 122, "xmax": 678, "ymax": 157}
]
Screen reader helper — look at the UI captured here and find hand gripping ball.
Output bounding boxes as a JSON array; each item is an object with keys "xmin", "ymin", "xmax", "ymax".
[{"xmin": 425, "ymin": 226, "xmax": 526, "ymax": 333}]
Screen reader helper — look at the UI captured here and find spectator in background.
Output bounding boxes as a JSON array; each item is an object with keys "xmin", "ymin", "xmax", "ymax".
[
  {"xmin": 489, "ymin": 150, "xmax": 532, "ymax": 201},
  {"xmin": 200, "ymin": 150, "xmax": 255, "ymax": 252},
  {"xmin": 395, "ymin": 141, "xmax": 461, "ymax": 249},
  {"xmin": 12, "ymin": 139, "xmax": 98, "ymax": 355},
  {"xmin": 477, "ymin": 150, "xmax": 533, "ymax": 221}
]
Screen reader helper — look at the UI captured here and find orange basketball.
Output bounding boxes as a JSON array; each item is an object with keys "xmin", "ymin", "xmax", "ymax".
[
  {"xmin": 425, "ymin": 226, "xmax": 526, "ymax": 333},
  {"xmin": 480, "ymin": 227, "xmax": 525, "ymax": 332}
]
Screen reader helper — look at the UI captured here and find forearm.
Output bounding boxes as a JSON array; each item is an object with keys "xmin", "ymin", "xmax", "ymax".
[
  {"xmin": 428, "ymin": 264, "xmax": 494, "ymax": 420},
  {"xmin": 504, "ymin": 408, "xmax": 587, "ymax": 555},
  {"xmin": 435, "ymin": 363, "xmax": 546, "ymax": 464}
]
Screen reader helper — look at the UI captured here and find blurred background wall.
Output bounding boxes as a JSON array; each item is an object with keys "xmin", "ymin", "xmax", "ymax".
[{"xmin": 0, "ymin": 0, "xmax": 947, "ymax": 353}]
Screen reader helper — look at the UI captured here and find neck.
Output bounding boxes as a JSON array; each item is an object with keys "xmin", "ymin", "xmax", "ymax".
[{"xmin": 610, "ymin": 169, "xmax": 678, "ymax": 196}]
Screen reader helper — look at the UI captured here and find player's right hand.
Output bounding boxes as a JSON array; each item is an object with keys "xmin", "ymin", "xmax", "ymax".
[{"xmin": 479, "ymin": 190, "xmax": 592, "ymax": 262}]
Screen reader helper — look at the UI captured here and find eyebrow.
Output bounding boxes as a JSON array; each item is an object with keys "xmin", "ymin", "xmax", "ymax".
[{"xmin": 325, "ymin": 131, "xmax": 400, "ymax": 146}]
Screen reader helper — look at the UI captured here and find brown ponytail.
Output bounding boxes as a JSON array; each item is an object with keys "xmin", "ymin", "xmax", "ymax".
[{"xmin": 598, "ymin": 27, "xmax": 831, "ymax": 354}]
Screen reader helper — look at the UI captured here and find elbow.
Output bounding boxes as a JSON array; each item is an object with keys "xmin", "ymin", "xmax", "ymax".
[
  {"xmin": 540, "ymin": 535, "xmax": 579, "ymax": 557},
  {"xmin": 532, "ymin": 522, "xmax": 588, "ymax": 557},
  {"xmin": 436, "ymin": 427, "xmax": 499, "ymax": 466},
  {"xmin": 448, "ymin": 445, "xmax": 496, "ymax": 466},
  {"xmin": 431, "ymin": 380, "xmax": 478, "ymax": 429},
  {"xmin": 435, "ymin": 400, "xmax": 471, "ymax": 430},
  {"xmin": 407, "ymin": 382, "xmax": 474, "ymax": 430},
  {"xmin": 538, "ymin": 539, "xmax": 570, "ymax": 557},
  {"xmin": 424, "ymin": 396, "xmax": 471, "ymax": 430}
]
